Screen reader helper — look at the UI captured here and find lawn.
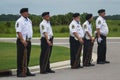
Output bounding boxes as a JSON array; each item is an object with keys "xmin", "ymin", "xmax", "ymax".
[
  {"xmin": 0, "ymin": 20, "xmax": 120, "ymax": 37},
  {"xmin": 0, "ymin": 42, "xmax": 70, "ymax": 70}
]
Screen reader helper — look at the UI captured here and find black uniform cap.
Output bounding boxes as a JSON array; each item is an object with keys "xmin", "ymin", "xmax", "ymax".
[
  {"xmin": 42, "ymin": 12, "xmax": 50, "ymax": 17},
  {"xmin": 73, "ymin": 13, "xmax": 80, "ymax": 18},
  {"xmin": 98, "ymin": 9, "xmax": 105, "ymax": 13},
  {"xmin": 20, "ymin": 8, "xmax": 28, "ymax": 14},
  {"xmin": 86, "ymin": 14, "xmax": 93, "ymax": 20}
]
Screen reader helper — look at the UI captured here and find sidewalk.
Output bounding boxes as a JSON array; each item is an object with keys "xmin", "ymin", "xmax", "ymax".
[{"xmin": 10, "ymin": 53, "xmax": 97, "ymax": 75}]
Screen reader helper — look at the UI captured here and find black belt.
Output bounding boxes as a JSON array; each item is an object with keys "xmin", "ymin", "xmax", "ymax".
[
  {"xmin": 70, "ymin": 36, "xmax": 84, "ymax": 41},
  {"xmin": 26, "ymin": 38, "xmax": 31, "ymax": 41},
  {"xmin": 70, "ymin": 36, "xmax": 80, "ymax": 41},
  {"xmin": 17, "ymin": 38, "xmax": 31, "ymax": 42},
  {"xmin": 42, "ymin": 36, "xmax": 54, "ymax": 39}
]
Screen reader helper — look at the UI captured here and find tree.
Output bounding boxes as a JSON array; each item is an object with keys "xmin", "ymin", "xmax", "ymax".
[{"xmin": 80, "ymin": 13, "xmax": 87, "ymax": 24}]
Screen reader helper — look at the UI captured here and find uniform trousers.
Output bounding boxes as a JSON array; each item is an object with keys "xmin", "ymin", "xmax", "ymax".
[
  {"xmin": 16, "ymin": 39, "xmax": 31, "ymax": 75},
  {"xmin": 97, "ymin": 35, "xmax": 107, "ymax": 62},
  {"xmin": 69, "ymin": 36, "xmax": 82, "ymax": 68},
  {"xmin": 83, "ymin": 38, "xmax": 94, "ymax": 65},
  {"xmin": 40, "ymin": 37, "xmax": 53, "ymax": 72}
]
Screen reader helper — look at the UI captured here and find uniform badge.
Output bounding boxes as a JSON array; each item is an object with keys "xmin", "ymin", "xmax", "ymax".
[
  {"xmin": 72, "ymin": 25, "xmax": 75, "ymax": 29},
  {"xmin": 42, "ymin": 25, "xmax": 44, "ymax": 30},
  {"xmin": 17, "ymin": 23, "xmax": 19, "ymax": 27},
  {"xmin": 84, "ymin": 25, "xmax": 87, "ymax": 29},
  {"xmin": 98, "ymin": 20, "xmax": 101, "ymax": 24}
]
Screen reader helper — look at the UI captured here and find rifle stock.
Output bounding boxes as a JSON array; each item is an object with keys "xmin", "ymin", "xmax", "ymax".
[{"xmin": 22, "ymin": 47, "xmax": 27, "ymax": 76}]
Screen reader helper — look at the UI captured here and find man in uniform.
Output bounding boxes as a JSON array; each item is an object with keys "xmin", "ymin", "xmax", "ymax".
[
  {"xmin": 82, "ymin": 14, "xmax": 95, "ymax": 67},
  {"xmin": 96, "ymin": 9, "xmax": 110, "ymax": 64},
  {"xmin": 69, "ymin": 13, "xmax": 84, "ymax": 69},
  {"xmin": 39, "ymin": 12, "xmax": 55, "ymax": 74},
  {"xmin": 15, "ymin": 8, "xmax": 35, "ymax": 77}
]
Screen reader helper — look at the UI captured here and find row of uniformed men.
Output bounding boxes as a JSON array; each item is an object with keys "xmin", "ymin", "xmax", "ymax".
[{"xmin": 15, "ymin": 8, "xmax": 110, "ymax": 77}]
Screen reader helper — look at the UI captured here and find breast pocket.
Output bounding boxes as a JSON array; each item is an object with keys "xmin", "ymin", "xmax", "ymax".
[
  {"xmin": 22, "ymin": 22, "xmax": 28, "ymax": 32},
  {"xmin": 103, "ymin": 22, "xmax": 107, "ymax": 27},
  {"xmin": 46, "ymin": 26, "xmax": 49, "ymax": 32}
]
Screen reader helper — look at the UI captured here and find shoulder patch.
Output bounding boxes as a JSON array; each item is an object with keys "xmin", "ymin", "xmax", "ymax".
[
  {"xmin": 84, "ymin": 25, "xmax": 87, "ymax": 29},
  {"xmin": 17, "ymin": 23, "xmax": 19, "ymax": 27},
  {"xmin": 98, "ymin": 20, "xmax": 101, "ymax": 24},
  {"xmin": 72, "ymin": 25, "xmax": 75, "ymax": 29},
  {"xmin": 42, "ymin": 25, "xmax": 45, "ymax": 30}
]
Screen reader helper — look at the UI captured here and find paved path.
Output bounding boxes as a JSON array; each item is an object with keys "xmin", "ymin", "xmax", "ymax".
[{"xmin": 0, "ymin": 37, "xmax": 120, "ymax": 47}]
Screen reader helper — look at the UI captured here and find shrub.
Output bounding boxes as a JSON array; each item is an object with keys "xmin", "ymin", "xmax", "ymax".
[
  {"xmin": 60, "ymin": 27, "xmax": 69, "ymax": 33},
  {"xmin": 112, "ymin": 28, "xmax": 118, "ymax": 32}
]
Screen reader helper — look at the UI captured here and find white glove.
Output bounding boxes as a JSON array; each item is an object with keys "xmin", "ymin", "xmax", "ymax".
[
  {"xmin": 94, "ymin": 31, "xmax": 97, "ymax": 35},
  {"xmin": 98, "ymin": 37, "xmax": 102, "ymax": 43},
  {"xmin": 94, "ymin": 31, "xmax": 97, "ymax": 38}
]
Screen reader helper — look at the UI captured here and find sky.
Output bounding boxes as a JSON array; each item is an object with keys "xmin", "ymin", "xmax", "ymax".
[{"xmin": 0, "ymin": 0, "xmax": 120, "ymax": 16}]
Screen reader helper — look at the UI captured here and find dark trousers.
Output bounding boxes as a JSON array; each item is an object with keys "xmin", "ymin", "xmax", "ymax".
[
  {"xmin": 83, "ymin": 38, "xmax": 93, "ymax": 65},
  {"xmin": 69, "ymin": 36, "xmax": 82, "ymax": 67},
  {"xmin": 97, "ymin": 35, "xmax": 107, "ymax": 62},
  {"xmin": 40, "ymin": 37, "xmax": 53, "ymax": 72},
  {"xmin": 16, "ymin": 39, "xmax": 31, "ymax": 75}
]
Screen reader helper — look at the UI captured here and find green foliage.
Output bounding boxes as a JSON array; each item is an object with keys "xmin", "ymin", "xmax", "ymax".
[
  {"xmin": 80, "ymin": 13, "xmax": 87, "ymax": 24},
  {"xmin": 0, "ymin": 20, "xmax": 120, "ymax": 37},
  {"xmin": 60, "ymin": 26, "xmax": 69, "ymax": 33},
  {"xmin": 29, "ymin": 14, "xmax": 42, "ymax": 26},
  {"xmin": 0, "ymin": 13, "xmax": 120, "ymax": 37},
  {"xmin": 1, "ymin": 13, "xmax": 120, "ymax": 26},
  {"xmin": 112, "ymin": 28, "xmax": 118, "ymax": 32},
  {"xmin": 50, "ymin": 12, "xmax": 73, "ymax": 25},
  {"xmin": 5, "ymin": 21, "xmax": 11, "ymax": 28},
  {"xmin": 0, "ymin": 14, "xmax": 20, "ymax": 21}
]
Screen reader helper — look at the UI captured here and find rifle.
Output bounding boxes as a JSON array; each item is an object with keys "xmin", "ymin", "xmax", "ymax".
[{"xmin": 22, "ymin": 47, "xmax": 27, "ymax": 77}]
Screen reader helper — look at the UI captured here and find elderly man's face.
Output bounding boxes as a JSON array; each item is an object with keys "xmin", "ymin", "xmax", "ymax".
[
  {"xmin": 100, "ymin": 12, "xmax": 106, "ymax": 17},
  {"xmin": 44, "ymin": 15, "xmax": 50, "ymax": 21},
  {"xmin": 21, "ymin": 12, "xmax": 29, "ymax": 17},
  {"xmin": 74, "ymin": 16, "xmax": 80, "ymax": 22}
]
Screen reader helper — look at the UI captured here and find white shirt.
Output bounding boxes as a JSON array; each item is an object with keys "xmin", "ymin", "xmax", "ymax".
[
  {"xmin": 82, "ymin": 20, "xmax": 92, "ymax": 40},
  {"xmin": 15, "ymin": 16, "xmax": 33, "ymax": 40},
  {"xmin": 96, "ymin": 16, "xmax": 109, "ymax": 36},
  {"xmin": 69, "ymin": 20, "xmax": 84, "ymax": 39},
  {"xmin": 39, "ymin": 19, "xmax": 53, "ymax": 39}
]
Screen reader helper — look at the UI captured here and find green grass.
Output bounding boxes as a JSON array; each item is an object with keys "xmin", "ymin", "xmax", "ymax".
[
  {"xmin": 0, "ymin": 20, "xmax": 120, "ymax": 37},
  {"xmin": 0, "ymin": 34, "xmax": 16, "ymax": 37},
  {"xmin": 0, "ymin": 42, "xmax": 70, "ymax": 70}
]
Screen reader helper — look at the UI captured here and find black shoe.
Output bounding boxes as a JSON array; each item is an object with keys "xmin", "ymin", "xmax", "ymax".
[
  {"xmin": 47, "ymin": 70, "xmax": 55, "ymax": 73},
  {"xmin": 17, "ymin": 73, "xmax": 27, "ymax": 77},
  {"xmin": 105, "ymin": 61, "xmax": 110, "ymax": 64},
  {"xmin": 27, "ymin": 73, "xmax": 35, "ymax": 76},
  {"xmin": 71, "ymin": 66, "xmax": 79, "ymax": 69},
  {"xmin": 83, "ymin": 64, "xmax": 90, "ymax": 67},
  {"xmin": 97, "ymin": 62, "xmax": 105, "ymax": 64},
  {"xmin": 40, "ymin": 71, "xmax": 48, "ymax": 74},
  {"xmin": 83, "ymin": 64, "xmax": 95, "ymax": 67},
  {"xmin": 71, "ymin": 66, "xmax": 83, "ymax": 69},
  {"xmin": 89, "ymin": 63, "xmax": 95, "ymax": 66},
  {"xmin": 79, "ymin": 66, "xmax": 84, "ymax": 68}
]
